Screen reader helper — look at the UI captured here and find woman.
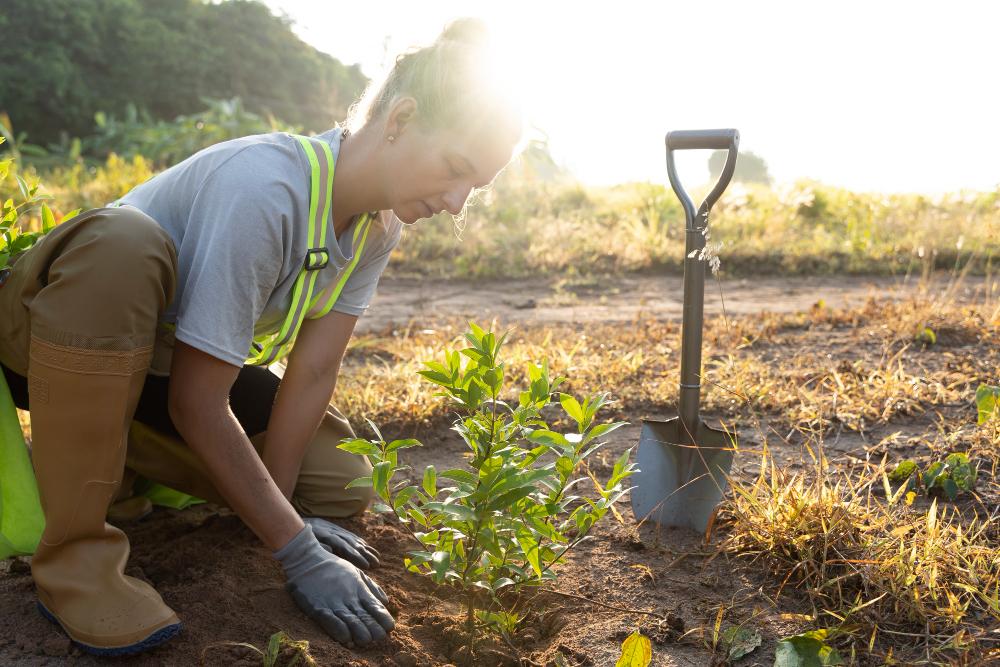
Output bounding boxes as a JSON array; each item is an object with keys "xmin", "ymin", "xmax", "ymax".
[{"xmin": 0, "ymin": 18, "xmax": 522, "ymax": 655}]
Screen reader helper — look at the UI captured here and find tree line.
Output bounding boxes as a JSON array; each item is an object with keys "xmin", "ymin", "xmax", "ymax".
[{"xmin": 0, "ymin": 0, "xmax": 367, "ymax": 146}]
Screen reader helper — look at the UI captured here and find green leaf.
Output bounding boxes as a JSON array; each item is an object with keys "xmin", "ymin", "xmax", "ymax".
[
  {"xmin": 440, "ymin": 468, "xmax": 476, "ymax": 485},
  {"xmin": 527, "ymin": 429, "xmax": 571, "ymax": 450},
  {"xmin": 14, "ymin": 174, "xmax": 29, "ymax": 200},
  {"xmin": 393, "ymin": 485, "xmax": 420, "ymax": 510},
  {"xmin": 485, "ymin": 486, "xmax": 536, "ymax": 512},
  {"xmin": 386, "ymin": 438, "xmax": 422, "ymax": 452},
  {"xmin": 62, "ymin": 208, "xmax": 81, "ymax": 222},
  {"xmin": 345, "ymin": 475, "xmax": 373, "ymax": 489},
  {"xmin": 364, "ymin": 417, "xmax": 385, "ymax": 444},
  {"xmin": 516, "ymin": 531, "xmax": 542, "ymax": 578},
  {"xmin": 41, "ymin": 204, "xmax": 55, "ymax": 233},
  {"xmin": 478, "ymin": 455, "xmax": 504, "ymax": 482},
  {"xmin": 722, "ymin": 626, "xmax": 761, "ymax": 660},
  {"xmin": 372, "ymin": 461, "xmax": 393, "ymax": 498},
  {"xmin": 922, "ymin": 461, "xmax": 945, "ymax": 489},
  {"xmin": 423, "ymin": 465, "xmax": 437, "ymax": 497},
  {"xmin": 407, "ymin": 507, "xmax": 429, "ymax": 527},
  {"xmin": 916, "ymin": 326, "xmax": 936, "ymax": 345},
  {"xmin": 938, "ymin": 477, "xmax": 959, "ymax": 501},
  {"xmin": 555, "ymin": 455, "xmax": 575, "ymax": 481},
  {"xmin": 493, "ymin": 577, "xmax": 516, "ymax": 590},
  {"xmin": 975, "ymin": 384, "xmax": 999, "ymax": 424},
  {"xmin": 615, "ymin": 630, "xmax": 651, "ymax": 667},
  {"xmin": 0, "ymin": 159, "xmax": 10, "ymax": 181},
  {"xmin": 946, "ymin": 452, "xmax": 977, "ymax": 491},
  {"xmin": 431, "ymin": 550, "xmax": 450, "ymax": 581},
  {"xmin": 888, "ymin": 459, "xmax": 917, "ymax": 484},
  {"xmin": 265, "ymin": 631, "xmax": 281, "ymax": 666},
  {"xmin": 774, "ymin": 630, "xmax": 844, "ymax": 666},
  {"xmin": 559, "ymin": 393, "xmax": 585, "ymax": 425},
  {"xmin": 583, "ymin": 420, "xmax": 627, "ymax": 444},
  {"xmin": 337, "ymin": 438, "xmax": 380, "ymax": 456}
]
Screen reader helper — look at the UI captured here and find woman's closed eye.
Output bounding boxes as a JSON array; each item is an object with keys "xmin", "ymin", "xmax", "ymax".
[{"xmin": 445, "ymin": 159, "xmax": 463, "ymax": 179}]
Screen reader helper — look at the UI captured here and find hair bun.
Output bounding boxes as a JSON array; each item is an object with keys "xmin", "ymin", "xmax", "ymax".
[{"xmin": 437, "ymin": 18, "xmax": 491, "ymax": 48}]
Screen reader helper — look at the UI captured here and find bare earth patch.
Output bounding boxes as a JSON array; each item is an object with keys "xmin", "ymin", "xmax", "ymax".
[{"xmin": 2, "ymin": 273, "xmax": 997, "ymax": 666}]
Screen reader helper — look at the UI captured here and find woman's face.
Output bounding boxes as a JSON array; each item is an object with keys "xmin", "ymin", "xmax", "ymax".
[{"xmin": 382, "ymin": 119, "xmax": 520, "ymax": 225}]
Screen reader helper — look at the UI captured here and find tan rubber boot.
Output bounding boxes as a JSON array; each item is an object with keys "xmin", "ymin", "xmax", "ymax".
[{"xmin": 28, "ymin": 338, "xmax": 181, "ymax": 655}]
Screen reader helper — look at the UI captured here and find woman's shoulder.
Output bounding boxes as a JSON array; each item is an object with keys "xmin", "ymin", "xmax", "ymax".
[{"xmin": 201, "ymin": 132, "xmax": 308, "ymax": 177}]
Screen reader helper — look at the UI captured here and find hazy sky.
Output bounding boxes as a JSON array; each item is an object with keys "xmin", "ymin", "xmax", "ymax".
[{"xmin": 266, "ymin": 1, "xmax": 999, "ymax": 194}]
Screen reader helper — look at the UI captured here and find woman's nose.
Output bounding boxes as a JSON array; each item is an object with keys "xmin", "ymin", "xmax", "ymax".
[{"xmin": 442, "ymin": 185, "xmax": 472, "ymax": 215}]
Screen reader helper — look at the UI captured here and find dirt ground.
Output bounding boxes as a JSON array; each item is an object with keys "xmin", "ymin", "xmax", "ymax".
[{"xmin": 1, "ymin": 274, "xmax": 996, "ymax": 666}]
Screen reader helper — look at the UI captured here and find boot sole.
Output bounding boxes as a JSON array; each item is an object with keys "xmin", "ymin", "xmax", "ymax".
[{"xmin": 37, "ymin": 601, "xmax": 181, "ymax": 656}]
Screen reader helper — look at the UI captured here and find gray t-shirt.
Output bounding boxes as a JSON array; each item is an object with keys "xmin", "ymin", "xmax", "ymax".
[{"xmin": 114, "ymin": 128, "xmax": 402, "ymax": 374}]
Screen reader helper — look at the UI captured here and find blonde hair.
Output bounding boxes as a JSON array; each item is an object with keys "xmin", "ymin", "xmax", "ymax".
[{"xmin": 346, "ymin": 18, "xmax": 521, "ymax": 138}]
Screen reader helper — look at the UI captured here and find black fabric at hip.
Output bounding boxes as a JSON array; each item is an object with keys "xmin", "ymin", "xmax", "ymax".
[{"xmin": 1, "ymin": 361, "xmax": 279, "ymax": 438}]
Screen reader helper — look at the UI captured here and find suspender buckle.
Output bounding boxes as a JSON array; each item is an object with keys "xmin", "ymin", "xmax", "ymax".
[{"xmin": 304, "ymin": 247, "xmax": 329, "ymax": 271}]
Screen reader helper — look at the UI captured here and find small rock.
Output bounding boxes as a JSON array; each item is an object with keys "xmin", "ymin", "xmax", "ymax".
[
  {"xmin": 9, "ymin": 558, "xmax": 31, "ymax": 575},
  {"xmin": 42, "ymin": 637, "xmax": 70, "ymax": 657},
  {"xmin": 450, "ymin": 644, "xmax": 471, "ymax": 665},
  {"xmin": 520, "ymin": 628, "xmax": 539, "ymax": 643},
  {"xmin": 395, "ymin": 651, "xmax": 418, "ymax": 667}
]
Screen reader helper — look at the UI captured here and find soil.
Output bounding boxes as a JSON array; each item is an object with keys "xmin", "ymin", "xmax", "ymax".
[{"xmin": 1, "ymin": 274, "xmax": 996, "ymax": 666}]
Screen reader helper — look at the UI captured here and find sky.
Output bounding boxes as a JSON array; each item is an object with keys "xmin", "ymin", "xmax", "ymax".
[{"xmin": 265, "ymin": 0, "xmax": 1000, "ymax": 195}]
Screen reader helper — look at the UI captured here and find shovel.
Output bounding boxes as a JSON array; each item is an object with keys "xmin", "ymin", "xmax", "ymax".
[{"xmin": 630, "ymin": 128, "xmax": 740, "ymax": 534}]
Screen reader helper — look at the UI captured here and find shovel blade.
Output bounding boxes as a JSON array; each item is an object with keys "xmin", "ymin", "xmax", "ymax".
[{"xmin": 630, "ymin": 417, "xmax": 735, "ymax": 533}]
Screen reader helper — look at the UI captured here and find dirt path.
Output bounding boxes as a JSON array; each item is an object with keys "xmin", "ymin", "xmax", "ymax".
[{"xmin": 360, "ymin": 273, "xmax": 991, "ymax": 332}]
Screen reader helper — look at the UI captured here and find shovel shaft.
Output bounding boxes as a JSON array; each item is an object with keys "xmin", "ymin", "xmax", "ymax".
[{"xmin": 665, "ymin": 129, "xmax": 740, "ymax": 438}]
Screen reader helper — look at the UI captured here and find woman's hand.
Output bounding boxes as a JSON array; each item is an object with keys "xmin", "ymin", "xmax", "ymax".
[
  {"xmin": 303, "ymin": 517, "xmax": 381, "ymax": 569},
  {"xmin": 274, "ymin": 524, "xmax": 394, "ymax": 646}
]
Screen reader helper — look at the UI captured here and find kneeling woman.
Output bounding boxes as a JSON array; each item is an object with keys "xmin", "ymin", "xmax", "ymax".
[{"xmin": 0, "ymin": 19, "xmax": 521, "ymax": 654}]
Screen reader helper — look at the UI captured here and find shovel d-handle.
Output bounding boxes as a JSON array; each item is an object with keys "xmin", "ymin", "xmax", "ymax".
[
  {"xmin": 664, "ymin": 128, "xmax": 740, "ymax": 436},
  {"xmin": 665, "ymin": 129, "xmax": 740, "ymax": 230}
]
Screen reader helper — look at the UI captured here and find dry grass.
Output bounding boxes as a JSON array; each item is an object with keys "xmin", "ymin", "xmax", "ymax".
[
  {"xmin": 333, "ymin": 277, "xmax": 999, "ymax": 664},
  {"xmin": 718, "ymin": 444, "xmax": 1000, "ymax": 664},
  {"xmin": 337, "ymin": 282, "xmax": 999, "ymax": 439}
]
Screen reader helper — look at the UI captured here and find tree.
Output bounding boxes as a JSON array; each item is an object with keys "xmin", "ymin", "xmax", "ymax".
[
  {"xmin": 708, "ymin": 149, "xmax": 772, "ymax": 185},
  {"xmin": 0, "ymin": 0, "xmax": 367, "ymax": 147}
]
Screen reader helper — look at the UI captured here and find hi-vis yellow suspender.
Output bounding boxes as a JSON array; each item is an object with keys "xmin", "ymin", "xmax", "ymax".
[{"xmin": 246, "ymin": 134, "xmax": 373, "ymax": 366}]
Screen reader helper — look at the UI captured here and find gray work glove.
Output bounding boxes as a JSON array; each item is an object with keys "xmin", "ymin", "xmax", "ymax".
[
  {"xmin": 303, "ymin": 517, "xmax": 381, "ymax": 570},
  {"xmin": 274, "ymin": 524, "xmax": 395, "ymax": 647}
]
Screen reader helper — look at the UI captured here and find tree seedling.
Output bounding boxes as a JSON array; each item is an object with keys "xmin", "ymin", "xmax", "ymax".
[{"xmin": 340, "ymin": 322, "xmax": 635, "ymax": 650}]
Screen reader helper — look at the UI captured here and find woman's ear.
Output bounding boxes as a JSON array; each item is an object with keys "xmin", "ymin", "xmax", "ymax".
[{"xmin": 385, "ymin": 96, "xmax": 419, "ymax": 141}]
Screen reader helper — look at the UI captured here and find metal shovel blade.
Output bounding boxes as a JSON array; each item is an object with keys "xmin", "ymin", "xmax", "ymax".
[{"xmin": 630, "ymin": 417, "xmax": 735, "ymax": 533}]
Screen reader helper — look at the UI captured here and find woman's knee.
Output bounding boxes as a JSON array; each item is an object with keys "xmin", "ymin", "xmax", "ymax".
[
  {"xmin": 27, "ymin": 208, "xmax": 178, "ymax": 346},
  {"xmin": 291, "ymin": 408, "xmax": 374, "ymax": 519}
]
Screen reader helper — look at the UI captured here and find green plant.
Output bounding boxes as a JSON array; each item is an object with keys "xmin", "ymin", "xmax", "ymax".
[
  {"xmin": 888, "ymin": 452, "xmax": 978, "ymax": 501},
  {"xmin": 976, "ymin": 384, "xmax": 999, "ymax": 424},
  {"xmin": 87, "ymin": 98, "xmax": 300, "ymax": 167},
  {"xmin": 774, "ymin": 629, "xmax": 844, "ymax": 666},
  {"xmin": 199, "ymin": 630, "xmax": 317, "ymax": 667},
  {"xmin": 0, "ymin": 135, "xmax": 78, "ymax": 271},
  {"xmin": 338, "ymin": 322, "xmax": 634, "ymax": 645}
]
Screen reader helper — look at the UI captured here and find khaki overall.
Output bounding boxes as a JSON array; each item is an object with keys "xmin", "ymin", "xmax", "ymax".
[{"xmin": 0, "ymin": 206, "xmax": 372, "ymax": 650}]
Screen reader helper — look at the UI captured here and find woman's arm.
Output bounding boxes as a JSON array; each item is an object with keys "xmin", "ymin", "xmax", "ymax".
[
  {"xmin": 168, "ymin": 341, "xmax": 303, "ymax": 550},
  {"xmin": 260, "ymin": 310, "xmax": 359, "ymax": 499}
]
